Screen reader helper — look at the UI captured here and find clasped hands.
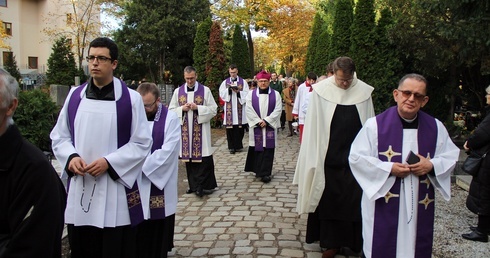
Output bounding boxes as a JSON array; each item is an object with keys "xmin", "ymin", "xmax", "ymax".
[
  {"xmin": 69, "ymin": 157, "xmax": 109, "ymax": 177},
  {"xmin": 391, "ymin": 153, "xmax": 433, "ymax": 178},
  {"xmin": 182, "ymin": 102, "xmax": 198, "ymax": 112}
]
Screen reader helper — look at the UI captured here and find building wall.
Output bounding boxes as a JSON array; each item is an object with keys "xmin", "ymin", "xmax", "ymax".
[{"xmin": 0, "ymin": 0, "xmax": 100, "ymax": 83}]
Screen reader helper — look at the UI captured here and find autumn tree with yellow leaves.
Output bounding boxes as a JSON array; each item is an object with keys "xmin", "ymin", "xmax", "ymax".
[{"xmin": 0, "ymin": 19, "xmax": 10, "ymax": 50}]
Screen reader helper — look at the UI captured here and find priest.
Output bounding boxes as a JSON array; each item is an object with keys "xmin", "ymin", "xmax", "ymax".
[
  {"xmin": 244, "ymin": 70, "xmax": 282, "ymax": 183},
  {"xmin": 349, "ymin": 73, "xmax": 459, "ymax": 258},
  {"xmin": 136, "ymin": 82, "xmax": 181, "ymax": 257},
  {"xmin": 293, "ymin": 57, "xmax": 374, "ymax": 258},
  {"xmin": 168, "ymin": 66, "xmax": 218, "ymax": 197},
  {"xmin": 50, "ymin": 37, "xmax": 153, "ymax": 257},
  {"xmin": 219, "ymin": 64, "xmax": 249, "ymax": 154}
]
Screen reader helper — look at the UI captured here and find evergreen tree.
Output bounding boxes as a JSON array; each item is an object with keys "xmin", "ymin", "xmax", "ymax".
[
  {"xmin": 231, "ymin": 25, "xmax": 252, "ymax": 78},
  {"xmin": 193, "ymin": 17, "xmax": 212, "ymax": 84},
  {"xmin": 205, "ymin": 21, "xmax": 226, "ymax": 107},
  {"xmin": 328, "ymin": 0, "xmax": 354, "ymax": 61},
  {"xmin": 349, "ymin": 0, "xmax": 376, "ymax": 83},
  {"xmin": 46, "ymin": 36, "xmax": 78, "ymax": 86},
  {"xmin": 4, "ymin": 53, "xmax": 21, "ymax": 81},
  {"xmin": 314, "ymin": 30, "xmax": 332, "ymax": 75},
  {"xmin": 305, "ymin": 13, "xmax": 324, "ymax": 74},
  {"xmin": 371, "ymin": 8, "xmax": 403, "ymax": 113}
]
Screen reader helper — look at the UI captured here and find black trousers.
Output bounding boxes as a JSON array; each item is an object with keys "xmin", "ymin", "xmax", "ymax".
[
  {"xmin": 226, "ymin": 125, "xmax": 244, "ymax": 150},
  {"xmin": 185, "ymin": 155, "xmax": 218, "ymax": 191}
]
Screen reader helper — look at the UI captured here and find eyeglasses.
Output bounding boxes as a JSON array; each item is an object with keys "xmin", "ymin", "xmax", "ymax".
[
  {"xmin": 144, "ymin": 100, "xmax": 157, "ymax": 108},
  {"xmin": 335, "ymin": 76, "xmax": 353, "ymax": 84},
  {"xmin": 397, "ymin": 89, "xmax": 426, "ymax": 101},
  {"xmin": 86, "ymin": 55, "xmax": 112, "ymax": 63}
]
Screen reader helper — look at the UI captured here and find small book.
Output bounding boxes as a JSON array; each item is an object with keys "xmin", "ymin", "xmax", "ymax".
[{"xmin": 406, "ymin": 151, "xmax": 420, "ymax": 164}]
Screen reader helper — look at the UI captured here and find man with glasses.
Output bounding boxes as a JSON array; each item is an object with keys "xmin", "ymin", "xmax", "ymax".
[
  {"xmin": 51, "ymin": 37, "xmax": 152, "ymax": 257},
  {"xmin": 244, "ymin": 70, "xmax": 282, "ymax": 183},
  {"xmin": 349, "ymin": 74, "xmax": 459, "ymax": 257},
  {"xmin": 292, "ymin": 72, "xmax": 317, "ymax": 142},
  {"xmin": 168, "ymin": 66, "xmax": 218, "ymax": 197},
  {"xmin": 294, "ymin": 57, "xmax": 374, "ymax": 258},
  {"xmin": 136, "ymin": 82, "xmax": 180, "ymax": 257},
  {"xmin": 219, "ymin": 64, "xmax": 249, "ymax": 154}
]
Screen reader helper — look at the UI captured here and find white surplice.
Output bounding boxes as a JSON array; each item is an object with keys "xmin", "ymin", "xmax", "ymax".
[
  {"xmin": 219, "ymin": 76, "xmax": 249, "ymax": 125},
  {"xmin": 348, "ymin": 117, "xmax": 460, "ymax": 258},
  {"xmin": 139, "ymin": 104, "xmax": 181, "ymax": 220},
  {"xmin": 293, "ymin": 74, "xmax": 375, "ymax": 214},
  {"xmin": 50, "ymin": 78, "xmax": 152, "ymax": 228},
  {"xmin": 245, "ymin": 88, "xmax": 282, "ymax": 147},
  {"xmin": 168, "ymin": 82, "xmax": 217, "ymax": 158},
  {"xmin": 291, "ymin": 82, "xmax": 310, "ymax": 125}
]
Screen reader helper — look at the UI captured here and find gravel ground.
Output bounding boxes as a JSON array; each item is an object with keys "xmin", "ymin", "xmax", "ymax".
[{"xmin": 433, "ymin": 184, "xmax": 490, "ymax": 257}]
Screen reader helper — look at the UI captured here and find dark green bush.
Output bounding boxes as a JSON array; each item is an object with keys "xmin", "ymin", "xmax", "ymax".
[{"xmin": 13, "ymin": 88, "xmax": 59, "ymax": 152}]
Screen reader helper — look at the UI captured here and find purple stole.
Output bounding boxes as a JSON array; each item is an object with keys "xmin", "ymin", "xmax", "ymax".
[
  {"xmin": 67, "ymin": 79, "xmax": 144, "ymax": 227},
  {"xmin": 178, "ymin": 83, "xmax": 204, "ymax": 162},
  {"xmin": 251, "ymin": 88, "xmax": 276, "ymax": 152},
  {"xmin": 149, "ymin": 103, "xmax": 168, "ymax": 220},
  {"xmin": 225, "ymin": 76, "xmax": 244, "ymax": 128},
  {"xmin": 374, "ymin": 106, "xmax": 437, "ymax": 258}
]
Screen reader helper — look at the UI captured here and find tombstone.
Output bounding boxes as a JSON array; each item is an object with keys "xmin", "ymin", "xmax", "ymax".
[{"xmin": 50, "ymin": 84, "xmax": 71, "ymax": 106}]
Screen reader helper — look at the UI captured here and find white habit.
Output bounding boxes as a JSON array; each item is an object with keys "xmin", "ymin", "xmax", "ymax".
[
  {"xmin": 293, "ymin": 74, "xmax": 375, "ymax": 214},
  {"xmin": 348, "ymin": 117, "xmax": 459, "ymax": 258},
  {"xmin": 50, "ymin": 78, "xmax": 153, "ymax": 228},
  {"xmin": 291, "ymin": 82, "xmax": 311, "ymax": 125}
]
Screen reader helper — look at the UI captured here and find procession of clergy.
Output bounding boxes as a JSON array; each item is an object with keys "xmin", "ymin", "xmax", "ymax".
[{"xmin": 45, "ymin": 37, "xmax": 460, "ymax": 258}]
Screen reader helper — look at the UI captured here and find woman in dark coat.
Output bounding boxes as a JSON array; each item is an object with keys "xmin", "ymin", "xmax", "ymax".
[{"xmin": 462, "ymin": 86, "xmax": 490, "ymax": 242}]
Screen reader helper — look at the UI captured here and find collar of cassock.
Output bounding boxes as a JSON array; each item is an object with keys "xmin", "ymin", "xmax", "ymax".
[
  {"xmin": 0, "ymin": 125, "xmax": 22, "ymax": 172},
  {"xmin": 259, "ymin": 88, "xmax": 269, "ymax": 94},
  {"xmin": 187, "ymin": 85, "xmax": 195, "ymax": 92},
  {"xmin": 399, "ymin": 113, "xmax": 419, "ymax": 129},
  {"xmin": 86, "ymin": 79, "xmax": 115, "ymax": 100}
]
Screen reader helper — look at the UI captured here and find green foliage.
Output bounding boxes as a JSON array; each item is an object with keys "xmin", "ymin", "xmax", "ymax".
[
  {"xmin": 193, "ymin": 17, "xmax": 212, "ymax": 84},
  {"xmin": 13, "ymin": 89, "xmax": 59, "ymax": 151},
  {"xmin": 46, "ymin": 36, "xmax": 78, "ymax": 86},
  {"xmin": 305, "ymin": 13, "xmax": 324, "ymax": 74},
  {"xmin": 314, "ymin": 30, "xmax": 332, "ymax": 76},
  {"xmin": 205, "ymin": 21, "xmax": 226, "ymax": 107},
  {"xmin": 328, "ymin": 0, "xmax": 354, "ymax": 61},
  {"xmin": 231, "ymin": 25, "xmax": 252, "ymax": 78},
  {"xmin": 4, "ymin": 53, "xmax": 21, "ymax": 81},
  {"xmin": 349, "ymin": 0, "xmax": 376, "ymax": 82},
  {"xmin": 114, "ymin": 0, "xmax": 210, "ymax": 85},
  {"xmin": 370, "ymin": 8, "xmax": 403, "ymax": 113}
]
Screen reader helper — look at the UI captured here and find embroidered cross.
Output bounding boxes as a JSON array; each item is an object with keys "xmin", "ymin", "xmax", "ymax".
[
  {"xmin": 150, "ymin": 195, "xmax": 165, "ymax": 209},
  {"xmin": 127, "ymin": 190, "xmax": 141, "ymax": 208},
  {"xmin": 419, "ymin": 193, "xmax": 434, "ymax": 210},
  {"xmin": 379, "ymin": 145, "xmax": 402, "ymax": 162},
  {"xmin": 384, "ymin": 191, "xmax": 400, "ymax": 203},
  {"xmin": 420, "ymin": 177, "xmax": 431, "ymax": 189}
]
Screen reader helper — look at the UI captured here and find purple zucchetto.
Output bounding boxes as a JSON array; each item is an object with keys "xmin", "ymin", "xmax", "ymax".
[{"xmin": 256, "ymin": 70, "xmax": 271, "ymax": 80}]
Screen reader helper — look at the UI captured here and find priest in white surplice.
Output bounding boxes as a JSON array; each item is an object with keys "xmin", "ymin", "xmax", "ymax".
[
  {"xmin": 293, "ymin": 57, "xmax": 374, "ymax": 258},
  {"xmin": 219, "ymin": 64, "xmax": 249, "ymax": 154},
  {"xmin": 244, "ymin": 70, "xmax": 282, "ymax": 183},
  {"xmin": 136, "ymin": 83, "xmax": 180, "ymax": 258},
  {"xmin": 168, "ymin": 66, "xmax": 218, "ymax": 197},
  {"xmin": 291, "ymin": 72, "xmax": 317, "ymax": 143},
  {"xmin": 349, "ymin": 74, "xmax": 459, "ymax": 258},
  {"xmin": 50, "ymin": 37, "xmax": 152, "ymax": 258}
]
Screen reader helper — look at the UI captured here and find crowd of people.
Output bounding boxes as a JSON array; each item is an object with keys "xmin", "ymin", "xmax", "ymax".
[{"xmin": 1, "ymin": 36, "xmax": 487, "ymax": 258}]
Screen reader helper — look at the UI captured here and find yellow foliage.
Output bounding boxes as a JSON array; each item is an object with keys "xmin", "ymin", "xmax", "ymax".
[{"xmin": 0, "ymin": 19, "xmax": 11, "ymax": 50}]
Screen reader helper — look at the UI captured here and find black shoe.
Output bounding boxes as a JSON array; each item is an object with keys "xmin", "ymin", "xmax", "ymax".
[
  {"xmin": 470, "ymin": 226, "xmax": 490, "ymax": 235},
  {"xmin": 462, "ymin": 230, "xmax": 488, "ymax": 242},
  {"xmin": 230, "ymin": 149, "xmax": 235, "ymax": 154},
  {"xmin": 195, "ymin": 187, "xmax": 204, "ymax": 197},
  {"xmin": 186, "ymin": 189, "xmax": 195, "ymax": 194},
  {"xmin": 202, "ymin": 189, "xmax": 213, "ymax": 195},
  {"xmin": 261, "ymin": 176, "xmax": 271, "ymax": 183}
]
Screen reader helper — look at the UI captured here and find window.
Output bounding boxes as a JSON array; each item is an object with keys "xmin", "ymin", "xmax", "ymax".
[
  {"xmin": 3, "ymin": 22, "xmax": 11, "ymax": 36},
  {"xmin": 66, "ymin": 13, "xmax": 72, "ymax": 25},
  {"xmin": 0, "ymin": 0, "xmax": 6, "ymax": 7},
  {"xmin": 2, "ymin": 51, "xmax": 12, "ymax": 66},
  {"xmin": 28, "ymin": 56, "xmax": 38, "ymax": 69}
]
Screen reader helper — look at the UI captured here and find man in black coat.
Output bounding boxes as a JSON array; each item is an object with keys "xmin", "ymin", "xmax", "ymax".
[{"xmin": 0, "ymin": 68, "xmax": 66, "ymax": 257}]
